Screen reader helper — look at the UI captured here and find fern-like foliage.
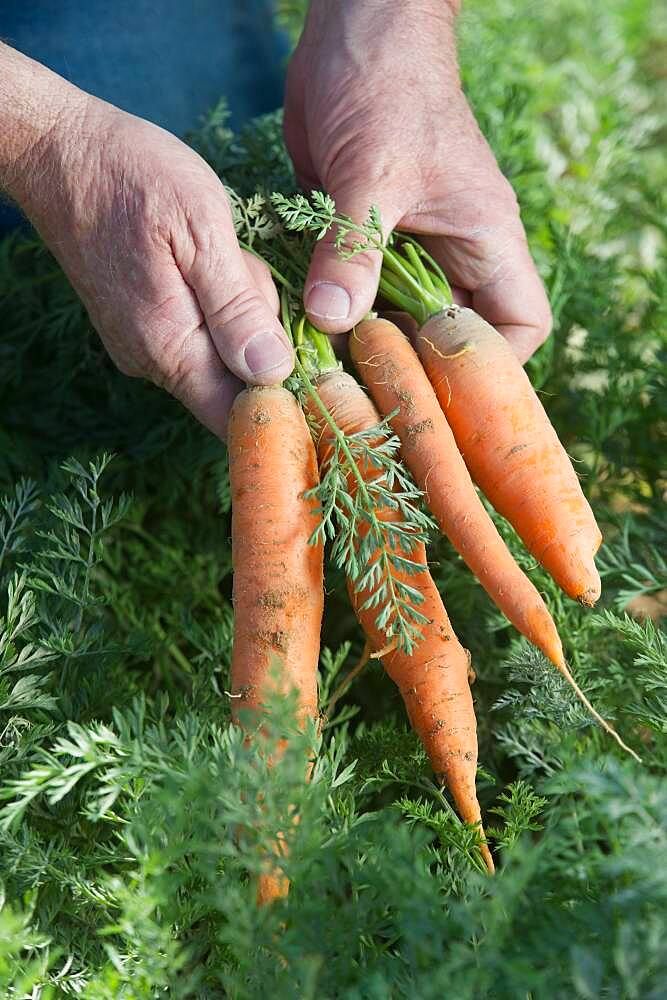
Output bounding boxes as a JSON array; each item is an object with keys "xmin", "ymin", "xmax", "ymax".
[{"xmin": 308, "ymin": 416, "xmax": 436, "ymax": 654}]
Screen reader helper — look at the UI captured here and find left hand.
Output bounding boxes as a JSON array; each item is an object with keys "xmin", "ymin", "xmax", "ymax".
[{"xmin": 284, "ymin": 0, "xmax": 552, "ymax": 363}]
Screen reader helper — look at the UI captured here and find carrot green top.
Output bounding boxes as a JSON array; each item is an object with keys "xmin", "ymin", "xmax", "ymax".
[{"xmin": 272, "ymin": 190, "xmax": 454, "ymax": 324}]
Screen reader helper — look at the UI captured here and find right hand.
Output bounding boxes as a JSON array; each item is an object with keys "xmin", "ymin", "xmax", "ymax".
[{"xmin": 10, "ymin": 86, "xmax": 293, "ymax": 439}]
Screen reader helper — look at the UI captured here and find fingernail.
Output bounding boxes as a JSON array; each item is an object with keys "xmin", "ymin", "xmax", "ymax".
[
  {"xmin": 244, "ymin": 332, "xmax": 291, "ymax": 376},
  {"xmin": 305, "ymin": 282, "xmax": 351, "ymax": 321}
]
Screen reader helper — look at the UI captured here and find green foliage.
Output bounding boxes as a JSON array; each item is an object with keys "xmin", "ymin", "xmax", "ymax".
[
  {"xmin": 305, "ymin": 410, "xmax": 436, "ymax": 654},
  {"xmin": 0, "ymin": 0, "xmax": 665, "ymax": 995}
]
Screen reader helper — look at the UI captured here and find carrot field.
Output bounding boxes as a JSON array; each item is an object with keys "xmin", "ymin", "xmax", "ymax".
[{"xmin": 1, "ymin": 0, "xmax": 665, "ymax": 995}]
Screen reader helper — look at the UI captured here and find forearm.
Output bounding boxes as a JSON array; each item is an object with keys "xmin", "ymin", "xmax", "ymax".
[{"xmin": 0, "ymin": 43, "xmax": 83, "ymax": 207}]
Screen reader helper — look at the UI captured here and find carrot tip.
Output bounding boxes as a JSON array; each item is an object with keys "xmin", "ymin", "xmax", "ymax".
[
  {"xmin": 480, "ymin": 840, "xmax": 495, "ymax": 875},
  {"xmin": 558, "ymin": 660, "xmax": 642, "ymax": 763},
  {"xmin": 256, "ymin": 872, "xmax": 290, "ymax": 906},
  {"xmin": 577, "ymin": 587, "xmax": 601, "ymax": 608}
]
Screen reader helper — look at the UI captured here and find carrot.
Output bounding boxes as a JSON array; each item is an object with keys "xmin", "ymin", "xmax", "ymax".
[
  {"xmin": 350, "ymin": 318, "xmax": 641, "ymax": 761},
  {"xmin": 416, "ymin": 306, "xmax": 602, "ymax": 607},
  {"xmin": 350, "ymin": 317, "xmax": 567, "ymax": 671},
  {"xmin": 228, "ymin": 385, "xmax": 324, "ymax": 902},
  {"xmin": 303, "ymin": 369, "xmax": 494, "ymax": 874},
  {"xmin": 272, "ymin": 199, "xmax": 602, "ymax": 604}
]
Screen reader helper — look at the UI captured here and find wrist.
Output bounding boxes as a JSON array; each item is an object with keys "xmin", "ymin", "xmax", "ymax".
[
  {"xmin": 300, "ymin": 0, "xmax": 459, "ymax": 69},
  {"xmin": 0, "ymin": 43, "xmax": 88, "ymax": 210},
  {"xmin": 305, "ymin": 0, "xmax": 457, "ymax": 32}
]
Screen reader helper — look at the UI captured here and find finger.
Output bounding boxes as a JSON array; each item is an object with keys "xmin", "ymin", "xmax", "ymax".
[
  {"xmin": 304, "ymin": 186, "xmax": 404, "ymax": 334},
  {"xmin": 242, "ymin": 249, "xmax": 280, "ymax": 315},
  {"xmin": 421, "ymin": 233, "xmax": 552, "ymax": 364},
  {"xmin": 180, "ymin": 208, "xmax": 293, "ymax": 384},
  {"xmin": 160, "ymin": 322, "xmax": 243, "ymax": 441},
  {"xmin": 471, "ymin": 243, "xmax": 552, "ymax": 363},
  {"xmin": 283, "ymin": 76, "xmax": 319, "ymax": 192},
  {"xmin": 98, "ymin": 272, "xmax": 244, "ymax": 440}
]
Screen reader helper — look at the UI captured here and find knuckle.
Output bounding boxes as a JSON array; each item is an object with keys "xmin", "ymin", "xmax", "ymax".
[
  {"xmin": 206, "ymin": 286, "xmax": 267, "ymax": 332},
  {"xmin": 148, "ymin": 345, "xmax": 192, "ymax": 399}
]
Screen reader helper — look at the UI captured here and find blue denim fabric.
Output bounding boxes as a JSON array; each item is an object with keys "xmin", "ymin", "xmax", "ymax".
[{"xmin": 1, "ymin": 0, "xmax": 287, "ymax": 232}]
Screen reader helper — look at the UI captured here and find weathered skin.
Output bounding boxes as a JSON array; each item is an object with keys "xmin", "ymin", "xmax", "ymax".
[{"xmin": 417, "ymin": 306, "xmax": 602, "ymax": 605}]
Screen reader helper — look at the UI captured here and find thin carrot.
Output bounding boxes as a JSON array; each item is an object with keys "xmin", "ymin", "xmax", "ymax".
[
  {"xmin": 228, "ymin": 385, "xmax": 324, "ymax": 902},
  {"xmin": 351, "ymin": 317, "xmax": 640, "ymax": 762},
  {"xmin": 417, "ymin": 306, "xmax": 602, "ymax": 607},
  {"xmin": 303, "ymin": 368, "xmax": 494, "ymax": 874},
  {"xmin": 350, "ymin": 317, "xmax": 567, "ymax": 671}
]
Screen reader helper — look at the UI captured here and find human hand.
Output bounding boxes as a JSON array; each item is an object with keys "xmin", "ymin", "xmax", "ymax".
[
  {"xmin": 1, "ymin": 48, "xmax": 292, "ymax": 439},
  {"xmin": 284, "ymin": 0, "xmax": 551, "ymax": 363}
]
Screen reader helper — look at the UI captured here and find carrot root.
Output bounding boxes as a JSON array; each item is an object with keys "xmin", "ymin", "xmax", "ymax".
[
  {"xmin": 228, "ymin": 386, "xmax": 324, "ymax": 903},
  {"xmin": 416, "ymin": 307, "xmax": 603, "ymax": 606},
  {"xmin": 304, "ymin": 369, "xmax": 494, "ymax": 873},
  {"xmin": 350, "ymin": 319, "xmax": 566, "ymax": 671}
]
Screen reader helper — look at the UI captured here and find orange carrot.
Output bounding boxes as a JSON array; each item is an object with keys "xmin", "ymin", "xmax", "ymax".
[
  {"xmin": 304, "ymin": 369, "xmax": 494, "ymax": 873},
  {"xmin": 351, "ymin": 318, "xmax": 640, "ymax": 762},
  {"xmin": 350, "ymin": 317, "xmax": 566, "ymax": 671},
  {"xmin": 228, "ymin": 385, "xmax": 324, "ymax": 902},
  {"xmin": 417, "ymin": 306, "xmax": 602, "ymax": 607}
]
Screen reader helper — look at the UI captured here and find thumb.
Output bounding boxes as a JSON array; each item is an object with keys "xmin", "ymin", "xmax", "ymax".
[
  {"xmin": 181, "ymin": 214, "xmax": 294, "ymax": 385},
  {"xmin": 304, "ymin": 185, "xmax": 403, "ymax": 334}
]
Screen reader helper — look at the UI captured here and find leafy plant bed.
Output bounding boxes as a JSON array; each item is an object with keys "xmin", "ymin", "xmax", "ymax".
[{"xmin": 0, "ymin": 0, "xmax": 665, "ymax": 995}]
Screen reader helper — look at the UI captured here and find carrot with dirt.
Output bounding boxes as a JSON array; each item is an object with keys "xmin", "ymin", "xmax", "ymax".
[
  {"xmin": 273, "ymin": 193, "xmax": 602, "ymax": 608},
  {"xmin": 416, "ymin": 306, "xmax": 602, "ymax": 607},
  {"xmin": 350, "ymin": 316, "xmax": 567, "ymax": 671},
  {"xmin": 292, "ymin": 317, "xmax": 494, "ymax": 873},
  {"xmin": 273, "ymin": 193, "xmax": 639, "ymax": 763},
  {"xmin": 348, "ymin": 318, "xmax": 639, "ymax": 759},
  {"xmin": 228, "ymin": 384, "xmax": 324, "ymax": 902}
]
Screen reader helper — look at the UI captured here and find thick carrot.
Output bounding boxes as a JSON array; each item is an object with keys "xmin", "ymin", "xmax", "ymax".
[
  {"xmin": 417, "ymin": 306, "xmax": 602, "ymax": 607},
  {"xmin": 350, "ymin": 317, "xmax": 566, "ymax": 671},
  {"xmin": 304, "ymin": 369, "xmax": 494, "ymax": 873},
  {"xmin": 228, "ymin": 385, "xmax": 324, "ymax": 902}
]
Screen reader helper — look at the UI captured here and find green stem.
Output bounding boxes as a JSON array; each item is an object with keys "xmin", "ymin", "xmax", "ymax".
[
  {"xmin": 240, "ymin": 242, "xmax": 301, "ymax": 298},
  {"xmin": 378, "ymin": 275, "xmax": 425, "ymax": 321},
  {"xmin": 382, "ymin": 246, "xmax": 432, "ymax": 303},
  {"xmin": 399, "ymin": 236, "xmax": 451, "ymax": 293},
  {"xmin": 305, "ymin": 321, "xmax": 337, "ymax": 371},
  {"xmin": 404, "ymin": 241, "xmax": 435, "ymax": 296}
]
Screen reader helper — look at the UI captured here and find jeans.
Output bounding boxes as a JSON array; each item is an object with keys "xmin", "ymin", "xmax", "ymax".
[{"xmin": 0, "ymin": 0, "xmax": 287, "ymax": 232}]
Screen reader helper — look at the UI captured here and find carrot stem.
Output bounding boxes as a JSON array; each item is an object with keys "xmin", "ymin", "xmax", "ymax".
[
  {"xmin": 240, "ymin": 242, "xmax": 301, "ymax": 298},
  {"xmin": 403, "ymin": 240, "xmax": 435, "ymax": 296},
  {"xmin": 378, "ymin": 276, "xmax": 423, "ymax": 317}
]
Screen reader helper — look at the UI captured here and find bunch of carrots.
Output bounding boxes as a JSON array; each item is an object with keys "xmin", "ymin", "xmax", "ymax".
[{"xmin": 225, "ymin": 192, "xmax": 639, "ymax": 901}]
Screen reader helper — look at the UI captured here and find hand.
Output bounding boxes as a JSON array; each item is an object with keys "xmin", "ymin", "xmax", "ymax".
[
  {"xmin": 2, "ymin": 50, "xmax": 293, "ymax": 439},
  {"xmin": 284, "ymin": 0, "xmax": 551, "ymax": 363}
]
